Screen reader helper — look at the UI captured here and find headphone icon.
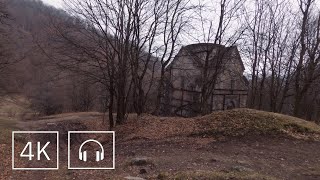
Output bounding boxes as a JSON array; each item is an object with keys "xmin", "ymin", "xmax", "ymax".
[{"xmin": 79, "ymin": 139, "xmax": 104, "ymax": 162}]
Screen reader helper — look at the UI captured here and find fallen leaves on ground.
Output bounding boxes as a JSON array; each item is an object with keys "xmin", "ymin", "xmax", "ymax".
[{"xmin": 117, "ymin": 109, "xmax": 320, "ymax": 141}]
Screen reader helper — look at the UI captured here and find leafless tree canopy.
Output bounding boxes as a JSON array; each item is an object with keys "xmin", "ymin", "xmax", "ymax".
[{"xmin": 0, "ymin": 0, "xmax": 320, "ymax": 128}]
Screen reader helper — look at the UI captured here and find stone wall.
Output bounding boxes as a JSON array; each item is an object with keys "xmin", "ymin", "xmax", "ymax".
[{"xmin": 163, "ymin": 43, "xmax": 248, "ymax": 117}]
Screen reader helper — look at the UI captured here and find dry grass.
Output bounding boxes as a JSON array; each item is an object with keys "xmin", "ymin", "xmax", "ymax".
[
  {"xmin": 119, "ymin": 114, "xmax": 197, "ymax": 140},
  {"xmin": 0, "ymin": 95, "xmax": 34, "ymax": 119},
  {"xmin": 1, "ymin": 108, "xmax": 320, "ymax": 179},
  {"xmin": 0, "ymin": 116, "xmax": 21, "ymax": 179},
  {"xmin": 12, "ymin": 107, "xmax": 320, "ymax": 142},
  {"xmin": 194, "ymin": 109, "xmax": 320, "ymax": 139},
  {"xmin": 0, "ymin": 116, "xmax": 20, "ymax": 144},
  {"xmin": 0, "ymin": 95, "xmax": 36, "ymax": 179},
  {"xmin": 118, "ymin": 109, "xmax": 320, "ymax": 140},
  {"xmin": 38, "ymin": 112, "xmax": 102, "ymax": 121}
]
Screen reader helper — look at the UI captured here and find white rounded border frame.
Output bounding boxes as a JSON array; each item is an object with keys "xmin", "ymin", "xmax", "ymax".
[
  {"xmin": 12, "ymin": 131, "xmax": 59, "ymax": 170},
  {"xmin": 67, "ymin": 131, "xmax": 115, "ymax": 170}
]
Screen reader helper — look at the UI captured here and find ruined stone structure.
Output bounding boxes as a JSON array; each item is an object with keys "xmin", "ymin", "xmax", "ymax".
[{"xmin": 163, "ymin": 43, "xmax": 248, "ymax": 117}]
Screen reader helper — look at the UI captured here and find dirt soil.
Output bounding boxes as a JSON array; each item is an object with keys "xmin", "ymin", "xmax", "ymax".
[{"xmin": 2, "ymin": 109, "xmax": 320, "ymax": 180}]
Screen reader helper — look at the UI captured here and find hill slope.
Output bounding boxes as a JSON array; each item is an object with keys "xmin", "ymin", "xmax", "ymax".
[{"xmin": 119, "ymin": 109, "xmax": 320, "ymax": 140}]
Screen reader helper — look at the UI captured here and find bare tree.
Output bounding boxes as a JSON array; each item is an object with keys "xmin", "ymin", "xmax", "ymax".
[
  {"xmin": 293, "ymin": 0, "xmax": 320, "ymax": 117},
  {"xmin": 242, "ymin": 0, "xmax": 297, "ymax": 113},
  {"xmin": 128, "ymin": 0, "xmax": 162, "ymax": 115},
  {"xmin": 153, "ymin": 0, "xmax": 192, "ymax": 115},
  {"xmin": 38, "ymin": 0, "xmax": 194, "ymax": 128},
  {"xmin": 186, "ymin": 0, "xmax": 245, "ymax": 115},
  {"xmin": 41, "ymin": 0, "xmax": 120, "ymax": 129}
]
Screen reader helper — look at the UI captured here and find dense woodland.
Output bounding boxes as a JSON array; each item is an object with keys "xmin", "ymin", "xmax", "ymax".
[{"xmin": 0, "ymin": 0, "xmax": 320, "ymax": 129}]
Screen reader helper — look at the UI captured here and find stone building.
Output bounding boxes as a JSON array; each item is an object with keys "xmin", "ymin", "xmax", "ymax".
[{"xmin": 163, "ymin": 43, "xmax": 248, "ymax": 117}]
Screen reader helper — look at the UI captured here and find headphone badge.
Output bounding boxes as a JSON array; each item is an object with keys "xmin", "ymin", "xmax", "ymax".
[{"xmin": 78, "ymin": 139, "xmax": 105, "ymax": 162}]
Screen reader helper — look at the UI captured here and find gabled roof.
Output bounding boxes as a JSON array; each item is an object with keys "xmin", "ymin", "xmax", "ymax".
[{"xmin": 167, "ymin": 43, "xmax": 245, "ymax": 70}]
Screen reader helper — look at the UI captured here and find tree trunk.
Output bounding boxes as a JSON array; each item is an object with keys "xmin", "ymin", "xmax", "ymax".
[{"xmin": 154, "ymin": 67, "xmax": 165, "ymax": 115}]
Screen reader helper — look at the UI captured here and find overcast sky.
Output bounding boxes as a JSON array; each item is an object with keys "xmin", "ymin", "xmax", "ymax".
[
  {"xmin": 42, "ymin": 0, "xmax": 320, "ymax": 9},
  {"xmin": 42, "ymin": 0, "xmax": 64, "ymax": 8},
  {"xmin": 41, "ymin": 0, "xmax": 319, "ymax": 46}
]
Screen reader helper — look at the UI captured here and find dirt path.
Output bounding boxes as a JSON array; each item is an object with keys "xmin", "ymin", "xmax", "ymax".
[
  {"xmin": 113, "ymin": 136, "xmax": 320, "ymax": 179},
  {"xmin": 7, "ymin": 134, "xmax": 320, "ymax": 180},
  {"xmin": 4, "ymin": 112, "xmax": 320, "ymax": 180}
]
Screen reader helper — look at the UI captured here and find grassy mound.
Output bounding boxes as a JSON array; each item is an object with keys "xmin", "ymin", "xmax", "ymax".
[
  {"xmin": 121, "ymin": 109, "xmax": 320, "ymax": 140},
  {"xmin": 194, "ymin": 108, "xmax": 320, "ymax": 139}
]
